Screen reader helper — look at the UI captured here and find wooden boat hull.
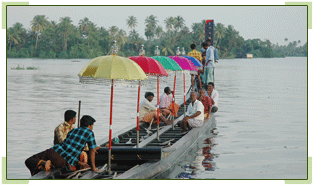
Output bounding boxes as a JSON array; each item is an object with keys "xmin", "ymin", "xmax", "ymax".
[{"xmin": 114, "ymin": 114, "xmax": 215, "ymax": 179}]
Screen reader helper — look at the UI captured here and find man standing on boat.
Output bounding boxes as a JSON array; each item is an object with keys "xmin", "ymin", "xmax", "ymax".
[
  {"xmin": 187, "ymin": 44, "xmax": 203, "ymax": 90},
  {"xmin": 54, "ymin": 110, "xmax": 89, "ymax": 165},
  {"xmin": 202, "ymin": 39, "xmax": 219, "ymax": 85},
  {"xmin": 206, "ymin": 82, "xmax": 219, "ymax": 113},
  {"xmin": 25, "ymin": 115, "xmax": 101, "ymax": 176},
  {"xmin": 178, "ymin": 91, "xmax": 204, "ymax": 132}
]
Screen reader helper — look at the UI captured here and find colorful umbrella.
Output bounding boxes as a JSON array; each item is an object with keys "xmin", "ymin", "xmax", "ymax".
[
  {"xmin": 129, "ymin": 55, "xmax": 168, "ymax": 143},
  {"xmin": 169, "ymin": 56, "xmax": 199, "ymax": 73},
  {"xmin": 151, "ymin": 55, "xmax": 183, "ymax": 129},
  {"xmin": 151, "ymin": 56, "xmax": 183, "ymax": 72},
  {"xmin": 78, "ymin": 43, "xmax": 148, "ymax": 174},
  {"xmin": 169, "ymin": 56, "xmax": 199, "ymax": 117},
  {"xmin": 182, "ymin": 55, "xmax": 203, "ymax": 70}
]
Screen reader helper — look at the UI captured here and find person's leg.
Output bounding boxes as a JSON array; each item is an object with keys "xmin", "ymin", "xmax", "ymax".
[
  {"xmin": 197, "ymin": 75, "xmax": 202, "ymax": 91},
  {"xmin": 160, "ymin": 108, "xmax": 171, "ymax": 116},
  {"xmin": 209, "ymin": 67, "xmax": 214, "ymax": 83},
  {"xmin": 153, "ymin": 111, "xmax": 171, "ymax": 125},
  {"xmin": 43, "ymin": 149, "xmax": 67, "ymax": 169},
  {"xmin": 25, "ymin": 150, "xmax": 48, "ymax": 175},
  {"xmin": 159, "ymin": 114, "xmax": 171, "ymax": 125},
  {"xmin": 181, "ymin": 119, "xmax": 189, "ymax": 131},
  {"xmin": 191, "ymin": 74, "xmax": 194, "ymax": 87}
]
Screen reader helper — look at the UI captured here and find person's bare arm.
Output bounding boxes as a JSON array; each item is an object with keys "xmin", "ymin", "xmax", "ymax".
[
  {"xmin": 89, "ymin": 146, "xmax": 101, "ymax": 171},
  {"xmin": 183, "ymin": 111, "xmax": 201, "ymax": 122}
]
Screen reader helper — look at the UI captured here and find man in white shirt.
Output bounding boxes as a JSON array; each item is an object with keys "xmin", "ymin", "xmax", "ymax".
[
  {"xmin": 206, "ymin": 82, "xmax": 219, "ymax": 113},
  {"xmin": 139, "ymin": 92, "xmax": 171, "ymax": 125},
  {"xmin": 178, "ymin": 91, "xmax": 204, "ymax": 132},
  {"xmin": 201, "ymin": 40, "xmax": 219, "ymax": 84}
]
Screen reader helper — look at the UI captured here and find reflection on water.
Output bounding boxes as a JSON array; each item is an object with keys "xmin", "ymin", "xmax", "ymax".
[
  {"xmin": 175, "ymin": 116, "xmax": 218, "ymax": 179},
  {"xmin": 173, "ymin": 57, "xmax": 307, "ymax": 179}
]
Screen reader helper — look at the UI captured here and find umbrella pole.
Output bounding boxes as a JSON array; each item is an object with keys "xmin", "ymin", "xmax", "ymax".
[
  {"xmin": 183, "ymin": 73, "xmax": 186, "ymax": 117},
  {"xmin": 157, "ymin": 76, "xmax": 160, "ymax": 141},
  {"xmin": 172, "ymin": 72, "xmax": 177, "ymax": 130},
  {"xmin": 108, "ymin": 79, "xmax": 114, "ymax": 175},
  {"xmin": 136, "ymin": 81, "xmax": 141, "ymax": 148},
  {"xmin": 77, "ymin": 100, "xmax": 81, "ymax": 128}
]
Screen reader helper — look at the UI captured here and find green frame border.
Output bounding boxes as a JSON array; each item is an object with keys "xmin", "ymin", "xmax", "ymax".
[
  {"xmin": 2, "ymin": 2, "xmax": 29, "ymax": 29},
  {"xmin": 285, "ymin": 2, "xmax": 312, "ymax": 29},
  {"xmin": 2, "ymin": 2, "xmax": 312, "ymax": 184},
  {"xmin": 2, "ymin": 157, "xmax": 28, "ymax": 184}
]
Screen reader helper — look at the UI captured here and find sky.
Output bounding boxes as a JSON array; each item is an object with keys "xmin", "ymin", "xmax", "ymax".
[{"xmin": 6, "ymin": 5, "xmax": 307, "ymax": 46}]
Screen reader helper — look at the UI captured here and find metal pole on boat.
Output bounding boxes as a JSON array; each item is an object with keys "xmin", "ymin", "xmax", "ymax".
[
  {"xmin": 136, "ymin": 81, "xmax": 141, "ymax": 148},
  {"xmin": 108, "ymin": 79, "xmax": 114, "ymax": 175},
  {"xmin": 77, "ymin": 100, "xmax": 81, "ymax": 128},
  {"xmin": 183, "ymin": 72, "xmax": 186, "ymax": 117},
  {"xmin": 157, "ymin": 76, "xmax": 160, "ymax": 141},
  {"xmin": 172, "ymin": 72, "xmax": 176, "ymax": 130}
]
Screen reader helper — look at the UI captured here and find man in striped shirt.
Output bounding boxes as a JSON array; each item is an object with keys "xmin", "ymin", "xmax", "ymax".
[
  {"xmin": 25, "ymin": 115, "xmax": 101, "ymax": 176},
  {"xmin": 187, "ymin": 44, "xmax": 203, "ymax": 90}
]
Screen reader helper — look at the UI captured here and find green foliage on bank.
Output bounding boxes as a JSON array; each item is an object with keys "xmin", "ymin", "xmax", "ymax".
[{"xmin": 7, "ymin": 15, "xmax": 307, "ymax": 59}]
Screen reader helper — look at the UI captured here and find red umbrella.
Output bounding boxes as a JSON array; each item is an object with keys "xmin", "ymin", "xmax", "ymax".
[{"xmin": 129, "ymin": 55, "xmax": 168, "ymax": 144}]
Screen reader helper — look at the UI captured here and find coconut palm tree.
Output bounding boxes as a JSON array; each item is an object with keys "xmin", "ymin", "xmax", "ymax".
[
  {"xmin": 30, "ymin": 15, "xmax": 49, "ymax": 52},
  {"xmin": 117, "ymin": 29, "xmax": 127, "ymax": 47},
  {"xmin": 109, "ymin": 26, "xmax": 127, "ymax": 49},
  {"xmin": 109, "ymin": 26, "xmax": 119, "ymax": 41},
  {"xmin": 145, "ymin": 15, "xmax": 158, "ymax": 40},
  {"xmin": 7, "ymin": 27, "xmax": 20, "ymax": 51},
  {"xmin": 173, "ymin": 16, "xmax": 185, "ymax": 31},
  {"xmin": 145, "ymin": 15, "xmax": 158, "ymax": 28},
  {"xmin": 191, "ymin": 22, "xmax": 204, "ymax": 46},
  {"xmin": 155, "ymin": 26, "xmax": 163, "ymax": 39},
  {"xmin": 126, "ymin": 16, "xmax": 138, "ymax": 30},
  {"xmin": 10, "ymin": 22, "xmax": 26, "ymax": 49},
  {"xmin": 164, "ymin": 17, "xmax": 175, "ymax": 32},
  {"xmin": 214, "ymin": 23, "xmax": 226, "ymax": 49},
  {"xmin": 129, "ymin": 29, "xmax": 144, "ymax": 52},
  {"xmin": 79, "ymin": 17, "xmax": 91, "ymax": 34},
  {"xmin": 57, "ymin": 17, "xmax": 75, "ymax": 51}
]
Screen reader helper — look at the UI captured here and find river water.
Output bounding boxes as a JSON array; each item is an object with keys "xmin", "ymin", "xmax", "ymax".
[{"xmin": 6, "ymin": 57, "xmax": 307, "ymax": 179}]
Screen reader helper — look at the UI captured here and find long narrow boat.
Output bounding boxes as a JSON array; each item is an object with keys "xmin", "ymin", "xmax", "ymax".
[{"xmin": 30, "ymin": 90, "xmax": 216, "ymax": 179}]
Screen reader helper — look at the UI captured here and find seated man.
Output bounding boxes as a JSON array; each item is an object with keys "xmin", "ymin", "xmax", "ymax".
[
  {"xmin": 25, "ymin": 115, "xmax": 101, "ymax": 176},
  {"xmin": 206, "ymin": 82, "xmax": 219, "ymax": 113},
  {"xmin": 54, "ymin": 110, "xmax": 88, "ymax": 165},
  {"xmin": 198, "ymin": 88, "xmax": 212, "ymax": 119},
  {"xmin": 159, "ymin": 87, "xmax": 180, "ymax": 117},
  {"xmin": 139, "ymin": 92, "xmax": 171, "ymax": 125},
  {"xmin": 178, "ymin": 91, "xmax": 204, "ymax": 132}
]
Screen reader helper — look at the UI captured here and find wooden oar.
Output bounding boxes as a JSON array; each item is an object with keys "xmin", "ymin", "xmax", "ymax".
[{"xmin": 77, "ymin": 100, "xmax": 81, "ymax": 128}]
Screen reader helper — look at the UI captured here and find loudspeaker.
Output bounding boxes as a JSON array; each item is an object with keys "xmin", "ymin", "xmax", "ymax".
[{"xmin": 205, "ymin": 20, "xmax": 214, "ymax": 44}]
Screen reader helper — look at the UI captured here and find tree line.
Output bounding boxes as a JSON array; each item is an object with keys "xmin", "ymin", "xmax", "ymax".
[{"xmin": 7, "ymin": 15, "xmax": 307, "ymax": 59}]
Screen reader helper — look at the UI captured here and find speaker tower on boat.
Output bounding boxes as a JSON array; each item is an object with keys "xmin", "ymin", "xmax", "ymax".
[{"xmin": 205, "ymin": 19, "xmax": 214, "ymax": 44}]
